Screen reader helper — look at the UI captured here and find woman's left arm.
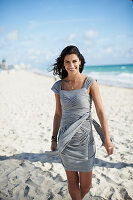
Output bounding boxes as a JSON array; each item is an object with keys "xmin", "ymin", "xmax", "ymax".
[{"xmin": 89, "ymin": 81, "xmax": 114, "ymax": 156}]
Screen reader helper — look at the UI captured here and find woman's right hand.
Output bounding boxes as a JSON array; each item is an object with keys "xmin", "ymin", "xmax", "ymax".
[{"xmin": 51, "ymin": 141, "xmax": 57, "ymax": 151}]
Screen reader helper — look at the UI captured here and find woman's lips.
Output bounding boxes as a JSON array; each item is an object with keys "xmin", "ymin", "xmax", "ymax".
[{"xmin": 69, "ymin": 68, "xmax": 76, "ymax": 71}]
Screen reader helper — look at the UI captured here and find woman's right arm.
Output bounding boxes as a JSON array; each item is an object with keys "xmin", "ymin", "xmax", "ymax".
[{"xmin": 51, "ymin": 94, "xmax": 62, "ymax": 151}]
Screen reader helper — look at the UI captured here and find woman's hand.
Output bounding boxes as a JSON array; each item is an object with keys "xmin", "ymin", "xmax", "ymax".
[
  {"xmin": 105, "ymin": 139, "xmax": 114, "ymax": 156},
  {"xmin": 51, "ymin": 141, "xmax": 57, "ymax": 151}
]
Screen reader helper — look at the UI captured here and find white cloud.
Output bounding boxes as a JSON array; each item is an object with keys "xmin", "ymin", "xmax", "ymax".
[
  {"xmin": 106, "ymin": 47, "xmax": 112, "ymax": 53},
  {"xmin": 68, "ymin": 33, "xmax": 76, "ymax": 42},
  {"xmin": 44, "ymin": 50, "xmax": 55, "ymax": 61},
  {"xmin": 28, "ymin": 20, "xmax": 41, "ymax": 29},
  {"xmin": 126, "ymin": 48, "xmax": 133, "ymax": 58},
  {"xmin": 83, "ymin": 40, "xmax": 93, "ymax": 46},
  {"xmin": 7, "ymin": 30, "xmax": 18, "ymax": 41},
  {"xmin": 116, "ymin": 34, "xmax": 126, "ymax": 39},
  {"xmin": 27, "ymin": 48, "xmax": 56, "ymax": 62},
  {"xmin": 86, "ymin": 49, "xmax": 92, "ymax": 54},
  {"xmin": 27, "ymin": 48, "xmax": 42, "ymax": 62},
  {"xmin": 99, "ymin": 47, "xmax": 112, "ymax": 55},
  {"xmin": 0, "ymin": 27, "xmax": 4, "ymax": 34},
  {"xmin": 85, "ymin": 30, "xmax": 99, "ymax": 39},
  {"xmin": 14, "ymin": 62, "xmax": 31, "ymax": 70},
  {"xmin": 28, "ymin": 48, "xmax": 41, "ymax": 56}
]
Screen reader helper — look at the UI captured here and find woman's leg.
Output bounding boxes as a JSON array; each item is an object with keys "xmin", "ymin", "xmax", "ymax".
[
  {"xmin": 79, "ymin": 171, "xmax": 92, "ymax": 199},
  {"xmin": 65, "ymin": 170, "xmax": 82, "ymax": 200}
]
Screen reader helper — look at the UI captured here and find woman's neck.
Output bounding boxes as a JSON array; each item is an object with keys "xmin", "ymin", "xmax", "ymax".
[{"xmin": 67, "ymin": 72, "xmax": 82, "ymax": 81}]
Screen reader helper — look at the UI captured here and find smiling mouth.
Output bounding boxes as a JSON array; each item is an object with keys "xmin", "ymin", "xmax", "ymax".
[{"xmin": 69, "ymin": 68, "xmax": 76, "ymax": 71}]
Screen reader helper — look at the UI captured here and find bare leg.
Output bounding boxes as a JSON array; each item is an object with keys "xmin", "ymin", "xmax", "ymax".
[
  {"xmin": 65, "ymin": 170, "xmax": 82, "ymax": 200},
  {"xmin": 79, "ymin": 171, "xmax": 92, "ymax": 199}
]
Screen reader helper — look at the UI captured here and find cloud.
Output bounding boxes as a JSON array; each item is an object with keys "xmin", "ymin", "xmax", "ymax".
[
  {"xmin": 0, "ymin": 39, "xmax": 8, "ymax": 49},
  {"xmin": 14, "ymin": 62, "xmax": 31, "ymax": 70},
  {"xmin": 27, "ymin": 48, "xmax": 42, "ymax": 62},
  {"xmin": 83, "ymin": 40, "xmax": 94, "ymax": 46},
  {"xmin": 85, "ymin": 30, "xmax": 99, "ymax": 39},
  {"xmin": 27, "ymin": 48, "xmax": 56, "ymax": 62},
  {"xmin": 68, "ymin": 33, "xmax": 76, "ymax": 42},
  {"xmin": 86, "ymin": 49, "xmax": 92, "ymax": 54},
  {"xmin": 7, "ymin": 30, "xmax": 18, "ymax": 41},
  {"xmin": 0, "ymin": 27, "xmax": 4, "ymax": 34},
  {"xmin": 28, "ymin": 48, "xmax": 41, "ymax": 55},
  {"xmin": 105, "ymin": 47, "xmax": 112, "ymax": 53},
  {"xmin": 99, "ymin": 47, "xmax": 112, "ymax": 55},
  {"xmin": 116, "ymin": 34, "xmax": 133, "ymax": 39},
  {"xmin": 44, "ymin": 50, "xmax": 57, "ymax": 61},
  {"xmin": 126, "ymin": 48, "xmax": 133, "ymax": 58},
  {"xmin": 28, "ymin": 20, "xmax": 41, "ymax": 29}
]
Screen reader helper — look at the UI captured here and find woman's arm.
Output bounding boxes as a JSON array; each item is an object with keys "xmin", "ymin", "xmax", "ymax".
[
  {"xmin": 89, "ymin": 81, "xmax": 114, "ymax": 155},
  {"xmin": 51, "ymin": 94, "xmax": 62, "ymax": 151}
]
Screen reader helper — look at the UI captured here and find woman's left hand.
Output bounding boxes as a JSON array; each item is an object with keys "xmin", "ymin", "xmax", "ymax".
[{"xmin": 105, "ymin": 139, "xmax": 114, "ymax": 156}]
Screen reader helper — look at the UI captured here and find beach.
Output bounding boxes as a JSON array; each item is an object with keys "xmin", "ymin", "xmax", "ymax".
[{"xmin": 0, "ymin": 69, "xmax": 133, "ymax": 200}]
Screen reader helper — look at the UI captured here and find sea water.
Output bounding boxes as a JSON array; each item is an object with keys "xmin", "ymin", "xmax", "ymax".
[
  {"xmin": 2, "ymin": 63, "xmax": 131, "ymax": 88},
  {"xmin": 1, "ymin": 63, "xmax": 133, "ymax": 88},
  {"xmin": 35, "ymin": 63, "xmax": 133, "ymax": 88},
  {"xmin": 83, "ymin": 64, "xmax": 133, "ymax": 88}
]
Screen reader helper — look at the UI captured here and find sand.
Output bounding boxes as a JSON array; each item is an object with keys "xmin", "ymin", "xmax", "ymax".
[{"xmin": 0, "ymin": 69, "xmax": 133, "ymax": 200}]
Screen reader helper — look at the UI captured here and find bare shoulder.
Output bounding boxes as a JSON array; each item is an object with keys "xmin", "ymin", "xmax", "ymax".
[
  {"xmin": 86, "ymin": 78, "xmax": 98, "ymax": 95},
  {"xmin": 90, "ymin": 79, "xmax": 99, "ymax": 90}
]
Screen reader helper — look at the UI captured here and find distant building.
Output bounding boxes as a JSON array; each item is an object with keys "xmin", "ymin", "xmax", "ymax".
[
  {"xmin": 0, "ymin": 59, "xmax": 8, "ymax": 70},
  {"xmin": 0, "ymin": 59, "xmax": 14, "ymax": 70}
]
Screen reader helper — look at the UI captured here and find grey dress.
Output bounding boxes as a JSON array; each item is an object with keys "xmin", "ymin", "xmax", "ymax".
[{"xmin": 45, "ymin": 76, "xmax": 105, "ymax": 172}]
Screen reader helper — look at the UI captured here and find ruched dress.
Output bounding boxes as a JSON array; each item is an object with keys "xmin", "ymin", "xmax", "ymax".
[{"xmin": 45, "ymin": 76, "xmax": 105, "ymax": 172}]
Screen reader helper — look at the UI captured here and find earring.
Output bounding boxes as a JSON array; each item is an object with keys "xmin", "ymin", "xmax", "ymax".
[{"xmin": 62, "ymin": 66, "xmax": 65, "ymax": 70}]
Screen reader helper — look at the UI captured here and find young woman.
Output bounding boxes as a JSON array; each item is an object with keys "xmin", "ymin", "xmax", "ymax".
[{"xmin": 49, "ymin": 45, "xmax": 114, "ymax": 200}]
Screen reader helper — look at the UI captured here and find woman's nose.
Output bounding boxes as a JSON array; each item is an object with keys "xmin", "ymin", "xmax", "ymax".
[{"xmin": 70, "ymin": 62, "xmax": 74, "ymax": 68}]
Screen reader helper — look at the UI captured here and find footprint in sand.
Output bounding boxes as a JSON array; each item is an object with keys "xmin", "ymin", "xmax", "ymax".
[
  {"xmin": 24, "ymin": 185, "xmax": 30, "ymax": 197},
  {"xmin": 120, "ymin": 188, "xmax": 132, "ymax": 200},
  {"xmin": 47, "ymin": 189, "xmax": 54, "ymax": 200},
  {"xmin": 101, "ymin": 173, "xmax": 118, "ymax": 185}
]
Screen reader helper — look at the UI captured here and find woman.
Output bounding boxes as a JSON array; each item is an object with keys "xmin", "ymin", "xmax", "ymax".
[{"xmin": 49, "ymin": 45, "xmax": 114, "ymax": 200}]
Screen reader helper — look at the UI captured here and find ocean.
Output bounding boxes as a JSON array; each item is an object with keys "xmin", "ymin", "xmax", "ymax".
[
  {"xmin": 33, "ymin": 63, "xmax": 133, "ymax": 89},
  {"xmin": 1, "ymin": 63, "xmax": 133, "ymax": 88},
  {"xmin": 83, "ymin": 64, "xmax": 133, "ymax": 88}
]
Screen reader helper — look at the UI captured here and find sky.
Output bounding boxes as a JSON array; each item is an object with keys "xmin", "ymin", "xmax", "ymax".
[{"xmin": 0, "ymin": 0, "xmax": 133, "ymax": 69}]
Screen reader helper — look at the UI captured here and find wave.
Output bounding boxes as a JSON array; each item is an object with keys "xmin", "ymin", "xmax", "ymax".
[{"xmin": 86, "ymin": 72, "xmax": 133, "ymax": 88}]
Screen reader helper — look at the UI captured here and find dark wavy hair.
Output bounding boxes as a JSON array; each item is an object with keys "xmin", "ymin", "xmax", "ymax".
[{"xmin": 52, "ymin": 45, "xmax": 86, "ymax": 79}]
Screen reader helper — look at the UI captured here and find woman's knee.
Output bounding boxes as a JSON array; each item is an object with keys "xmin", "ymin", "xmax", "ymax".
[
  {"xmin": 68, "ymin": 182, "xmax": 79, "ymax": 193},
  {"xmin": 80, "ymin": 182, "xmax": 92, "ymax": 193},
  {"xmin": 79, "ymin": 171, "xmax": 92, "ymax": 193},
  {"xmin": 67, "ymin": 175, "xmax": 80, "ymax": 190}
]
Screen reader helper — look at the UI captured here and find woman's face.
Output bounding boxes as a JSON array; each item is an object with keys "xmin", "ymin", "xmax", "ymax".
[{"xmin": 64, "ymin": 54, "xmax": 81, "ymax": 75}]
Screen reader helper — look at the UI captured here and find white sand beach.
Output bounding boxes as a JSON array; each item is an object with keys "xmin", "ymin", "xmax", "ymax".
[{"xmin": 0, "ymin": 70, "xmax": 133, "ymax": 200}]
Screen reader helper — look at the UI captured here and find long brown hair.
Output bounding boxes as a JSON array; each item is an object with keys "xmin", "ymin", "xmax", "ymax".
[{"xmin": 52, "ymin": 45, "xmax": 86, "ymax": 79}]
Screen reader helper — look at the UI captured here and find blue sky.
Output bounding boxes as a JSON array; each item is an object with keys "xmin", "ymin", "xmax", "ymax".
[{"xmin": 0, "ymin": 0, "xmax": 133, "ymax": 68}]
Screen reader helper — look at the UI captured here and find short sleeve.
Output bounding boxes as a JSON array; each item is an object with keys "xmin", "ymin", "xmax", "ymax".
[
  {"xmin": 51, "ymin": 80, "xmax": 61, "ymax": 95},
  {"xmin": 84, "ymin": 76, "xmax": 97, "ymax": 89}
]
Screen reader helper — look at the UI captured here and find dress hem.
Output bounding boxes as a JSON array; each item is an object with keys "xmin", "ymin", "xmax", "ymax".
[{"xmin": 63, "ymin": 166, "xmax": 94, "ymax": 172}]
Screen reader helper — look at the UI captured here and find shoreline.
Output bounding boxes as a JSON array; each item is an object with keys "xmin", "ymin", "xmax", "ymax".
[
  {"xmin": 1, "ymin": 68, "xmax": 133, "ymax": 90},
  {"xmin": 33, "ymin": 69, "xmax": 133, "ymax": 90}
]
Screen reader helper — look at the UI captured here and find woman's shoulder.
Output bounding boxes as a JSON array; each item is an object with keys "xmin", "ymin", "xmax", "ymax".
[
  {"xmin": 51, "ymin": 79, "xmax": 61, "ymax": 94},
  {"xmin": 84, "ymin": 75, "xmax": 97, "ymax": 88}
]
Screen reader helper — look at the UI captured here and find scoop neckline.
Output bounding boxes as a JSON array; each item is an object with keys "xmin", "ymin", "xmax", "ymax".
[{"xmin": 60, "ymin": 76, "xmax": 88, "ymax": 92}]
